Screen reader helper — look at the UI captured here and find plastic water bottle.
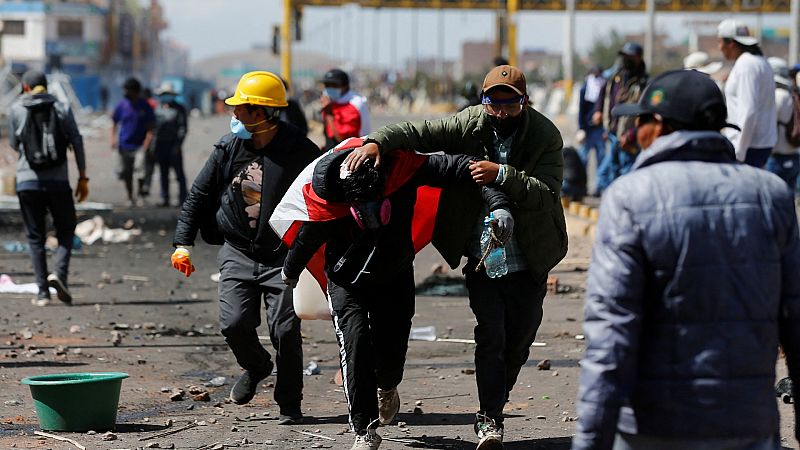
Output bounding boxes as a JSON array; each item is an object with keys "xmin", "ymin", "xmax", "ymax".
[{"xmin": 481, "ymin": 213, "xmax": 508, "ymax": 279}]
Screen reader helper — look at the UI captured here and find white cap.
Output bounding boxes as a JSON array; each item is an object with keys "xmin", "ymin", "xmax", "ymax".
[
  {"xmin": 717, "ymin": 19, "xmax": 759, "ymax": 46},
  {"xmin": 768, "ymin": 56, "xmax": 791, "ymax": 86},
  {"xmin": 683, "ymin": 51, "xmax": 723, "ymax": 75}
]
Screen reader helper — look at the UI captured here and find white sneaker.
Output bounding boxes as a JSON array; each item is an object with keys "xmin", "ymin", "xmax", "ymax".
[
  {"xmin": 475, "ymin": 413, "xmax": 504, "ymax": 450},
  {"xmin": 351, "ymin": 425, "xmax": 381, "ymax": 450},
  {"xmin": 377, "ymin": 387, "xmax": 400, "ymax": 425},
  {"xmin": 46, "ymin": 274, "xmax": 72, "ymax": 304}
]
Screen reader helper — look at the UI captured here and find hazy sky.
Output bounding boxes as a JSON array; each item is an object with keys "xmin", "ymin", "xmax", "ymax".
[{"xmin": 161, "ymin": 0, "xmax": 792, "ymax": 66}]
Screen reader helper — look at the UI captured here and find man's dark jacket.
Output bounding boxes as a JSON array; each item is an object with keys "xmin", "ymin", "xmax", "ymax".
[
  {"xmin": 174, "ymin": 122, "xmax": 319, "ymax": 264},
  {"xmin": 283, "ymin": 150, "xmax": 511, "ymax": 288},
  {"xmin": 575, "ymin": 131, "xmax": 800, "ymax": 450}
]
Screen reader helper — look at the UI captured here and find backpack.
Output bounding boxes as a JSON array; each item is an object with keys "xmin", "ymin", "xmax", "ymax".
[
  {"xmin": 783, "ymin": 87, "xmax": 800, "ymax": 147},
  {"xmin": 20, "ymin": 102, "xmax": 68, "ymax": 171}
]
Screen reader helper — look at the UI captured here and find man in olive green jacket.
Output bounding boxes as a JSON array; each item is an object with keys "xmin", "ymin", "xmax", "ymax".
[{"xmin": 345, "ymin": 65, "xmax": 567, "ymax": 450}]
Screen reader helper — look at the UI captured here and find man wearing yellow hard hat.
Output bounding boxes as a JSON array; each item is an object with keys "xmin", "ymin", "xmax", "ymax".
[{"xmin": 170, "ymin": 71, "xmax": 321, "ymax": 423}]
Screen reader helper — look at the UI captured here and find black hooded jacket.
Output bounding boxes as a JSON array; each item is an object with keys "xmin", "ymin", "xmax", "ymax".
[
  {"xmin": 283, "ymin": 150, "xmax": 512, "ymax": 288},
  {"xmin": 173, "ymin": 122, "xmax": 320, "ymax": 264}
]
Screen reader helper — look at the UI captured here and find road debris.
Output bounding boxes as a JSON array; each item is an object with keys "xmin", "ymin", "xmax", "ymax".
[
  {"xmin": 537, "ymin": 359, "xmax": 551, "ymax": 370},
  {"xmin": 100, "ymin": 432, "xmax": 118, "ymax": 441},
  {"xmin": 139, "ymin": 421, "xmax": 198, "ymax": 441},
  {"xmin": 303, "ymin": 361, "xmax": 321, "ymax": 375},
  {"xmin": 290, "ymin": 429, "xmax": 336, "ymax": 441},
  {"xmin": 33, "ymin": 431, "xmax": 86, "ymax": 450}
]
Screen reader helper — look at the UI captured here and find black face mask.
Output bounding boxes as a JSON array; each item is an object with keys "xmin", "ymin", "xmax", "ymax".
[
  {"xmin": 622, "ymin": 58, "xmax": 637, "ymax": 72},
  {"xmin": 489, "ymin": 114, "xmax": 523, "ymax": 138}
]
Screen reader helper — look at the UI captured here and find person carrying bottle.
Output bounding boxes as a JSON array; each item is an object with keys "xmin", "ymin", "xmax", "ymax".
[
  {"xmin": 343, "ymin": 64, "xmax": 567, "ymax": 450},
  {"xmin": 274, "ymin": 139, "xmax": 512, "ymax": 450},
  {"xmin": 170, "ymin": 71, "xmax": 320, "ymax": 424}
]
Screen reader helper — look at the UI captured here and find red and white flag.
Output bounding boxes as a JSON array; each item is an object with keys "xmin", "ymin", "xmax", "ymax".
[{"xmin": 269, "ymin": 137, "xmax": 441, "ymax": 292}]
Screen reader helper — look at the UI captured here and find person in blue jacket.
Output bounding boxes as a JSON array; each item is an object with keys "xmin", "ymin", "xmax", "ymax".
[{"xmin": 574, "ymin": 69, "xmax": 800, "ymax": 450}]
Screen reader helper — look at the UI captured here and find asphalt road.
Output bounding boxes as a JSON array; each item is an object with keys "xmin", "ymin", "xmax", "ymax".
[{"xmin": 0, "ymin": 112, "xmax": 795, "ymax": 450}]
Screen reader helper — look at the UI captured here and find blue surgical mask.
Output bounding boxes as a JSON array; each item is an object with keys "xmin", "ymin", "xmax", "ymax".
[
  {"xmin": 159, "ymin": 94, "xmax": 176, "ymax": 104},
  {"xmin": 230, "ymin": 117, "xmax": 252, "ymax": 139},
  {"xmin": 324, "ymin": 87, "xmax": 343, "ymax": 102}
]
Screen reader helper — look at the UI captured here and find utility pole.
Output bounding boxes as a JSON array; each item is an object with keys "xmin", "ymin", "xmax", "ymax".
[
  {"xmin": 282, "ymin": 0, "xmax": 293, "ymax": 87},
  {"xmin": 791, "ymin": 0, "xmax": 799, "ymax": 65},
  {"xmin": 644, "ymin": 0, "xmax": 655, "ymax": 68},
  {"xmin": 563, "ymin": 0, "xmax": 575, "ymax": 103},
  {"xmin": 507, "ymin": 0, "xmax": 518, "ymax": 66}
]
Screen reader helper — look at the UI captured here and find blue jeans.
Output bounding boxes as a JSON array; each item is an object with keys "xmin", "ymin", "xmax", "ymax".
[
  {"xmin": 579, "ymin": 127, "xmax": 606, "ymax": 166},
  {"xmin": 596, "ymin": 133, "xmax": 638, "ymax": 195},
  {"xmin": 613, "ymin": 433, "xmax": 781, "ymax": 450},
  {"xmin": 744, "ymin": 147, "xmax": 772, "ymax": 168},
  {"xmin": 766, "ymin": 153, "xmax": 800, "ymax": 193}
]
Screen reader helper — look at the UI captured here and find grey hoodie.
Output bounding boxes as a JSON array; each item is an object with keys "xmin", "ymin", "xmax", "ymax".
[{"xmin": 8, "ymin": 92, "xmax": 85, "ymax": 189}]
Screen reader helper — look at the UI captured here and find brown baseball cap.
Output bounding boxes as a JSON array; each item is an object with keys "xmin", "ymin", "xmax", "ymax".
[{"xmin": 482, "ymin": 65, "xmax": 527, "ymax": 96}]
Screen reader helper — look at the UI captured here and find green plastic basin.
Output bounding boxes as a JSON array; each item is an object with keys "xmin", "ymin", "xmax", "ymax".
[{"xmin": 21, "ymin": 372, "xmax": 129, "ymax": 431}]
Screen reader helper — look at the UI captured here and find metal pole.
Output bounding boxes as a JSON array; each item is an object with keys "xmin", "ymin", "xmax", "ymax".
[
  {"xmin": 791, "ymin": 0, "xmax": 799, "ymax": 64},
  {"xmin": 508, "ymin": 0, "xmax": 519, "ymax": 66},
  {"xmin": 644, "ymin": 0, "xmax": 655, "ymax": 68},
  {"xmin": 563, "ymin": 0, "xmax": 575, "ymax": 102},
  {"xmin": 438, "ymin": 9, "xmax": 445, "ymax": 76},
  {"xmin": 411, "ymin": 10, "xmax": 418, "ymax": 75},
  {"xmin": 281, "ymin": 0, "xmax": 292, "ymax": 86}
]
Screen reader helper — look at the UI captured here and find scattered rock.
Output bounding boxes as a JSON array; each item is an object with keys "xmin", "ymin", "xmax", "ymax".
[
  {"xmin": 100, "ymin": 431, "xmax": 117, "ymax": 441},
  {"xmin": 413, "ymin": 406, "xmax": 423, "ymax": 415},
  {"xmin": 415, "ymin": 400, "xmax": 424, "ymax": 406},
  {"xmin": 536, "ymin": 359, "xmax": 551, "ymax": 370},
  {"xmin": 110, "ymin": 330, "xmax": 123, "ymax": 346},
  {"xmin": 144, "ymin": 443, "xmax": 160, "ymax": 448},
  {"xmin": 460, "ymin": 368, "xmax": 475, "ymax": 375},
  {"xmin": 208, "ymin": 376, "xmax": 227, "ymax": 387},
  {"xmin": 53, "ymin": 345, "xmax": 68, "ymax": 356},
  {"xmin": 3, "ymin": 400, "xmax": 21, "ymax": 406},
  {"xmin": 398, "ymin": 421, "xmax": 407, "ymax": 428},
  {"xmin": 69, "ymin": 325, "xmax": 82, "ymax": 334},
  {"xmin": 230, "ymin": 426, "xmax": 238, "ymax": 432},
  {"xmin": 575, "ymin": 334, "xmax": 585, "ymax": 340},
  {"xmin": 192, "ymin": 391, "xmax": 210, "ymax": 402},
  {"xmin": 20, "ymin": 329, "xmax": 33, "ymax": 340},
  {"xmin": 536, "ymin": 415, "xmax": 546, "ymax": 420},
  {"xmin": 169, "ymin": 389, "xmax": 185, "ymax": 401},
  {"xmin": 241, "ymin": 438, "xmax": 252, "ymax": 444}
]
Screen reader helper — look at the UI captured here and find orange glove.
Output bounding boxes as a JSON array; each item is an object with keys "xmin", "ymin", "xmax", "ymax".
[
  {"xmin": 171, "ymin": 246, "xmax": 195, "ymax": 277},
  {"xmin": 74, "ymin": 177, "xmax": 89, "ymax": 203}
]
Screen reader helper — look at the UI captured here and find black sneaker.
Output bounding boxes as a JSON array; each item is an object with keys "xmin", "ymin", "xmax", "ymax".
[
  {"xmin": 229, "ymin": 364, "xmax": 272, "ymax": 405},
  {"xmin": 278, "ymin": 411, "xmax": 303, "ymax": 425},
  {"xmin": 46, "ymin": 274, "xmax": 72, "ymax": 304}
]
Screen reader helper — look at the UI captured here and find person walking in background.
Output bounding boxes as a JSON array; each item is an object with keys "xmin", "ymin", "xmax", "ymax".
[
  {"xmin": 144, "ymin": 82, "xmax": 189, "ymax": 207},
  {"xmin": 577, "ymin": 65, "xmax": 605, "ymax": 195},
  {"xmin": 593, "ymin": 42, "xmax": 649, "ymax": 194},
  {"xmin": 111, "ymin": 77, "xmax": 155, "ymax": 206},
  {"xmin": 766, "ymin": 57, "xmax": 800, "ymax": 193},
  {"xmin": 718, "ymin": 18, "xmax": 777, "ymax": 166},
  {"xmin": 320, "ymin": 69, "xmax": 370, "ymax": 151},
  {"xmin": 345, "ymin": 64, "xmax": 567, "ymax": 450},
  {"xmin": 171, "ymin": 71, "xmax": 320, "ymax": 424},
  {"xmin": 574, "ymin": 69, "xmax": 800, "ymax": 450},
  {"xmin": 9, "ymin": 70, "xmax": 89, "ymax": 305}
]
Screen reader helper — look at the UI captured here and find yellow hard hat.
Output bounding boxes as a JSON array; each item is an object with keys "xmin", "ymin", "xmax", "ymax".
[{"xmin": 225, "ymin": 71, "xmax": 288, "ymax": 107}]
